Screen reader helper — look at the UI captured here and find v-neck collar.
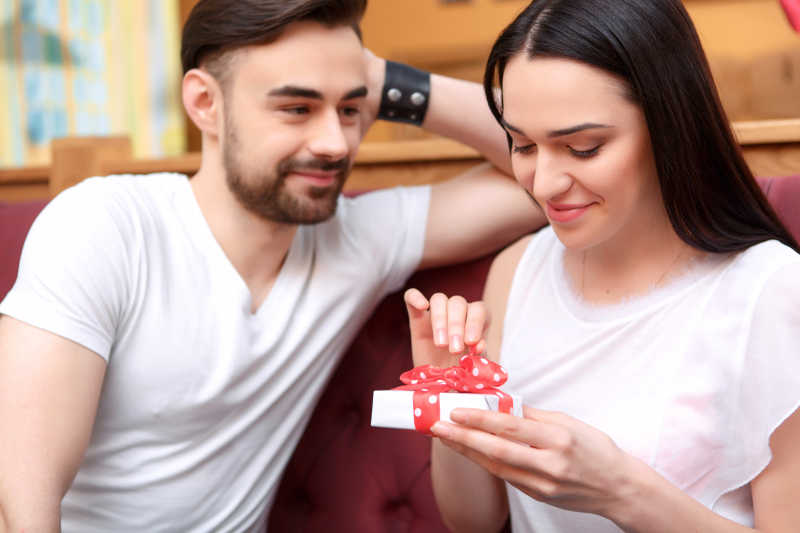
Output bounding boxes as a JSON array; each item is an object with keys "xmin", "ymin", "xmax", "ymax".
[{"xmin": 176, "ymin": 176, "xmax": 313, "ymax": 319}]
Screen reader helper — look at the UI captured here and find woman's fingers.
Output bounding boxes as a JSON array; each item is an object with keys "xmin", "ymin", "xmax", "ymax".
[
  {"xmin": 404, "ymin": 287, "xmax": 429, "ymax": 311},
  {"xmin": 404, "ymin": 289, "xmax": 430, "ymax": 336},
  {"xmin": 431, "ymin": 418, "xmax": 555, "ymax": 482},
  {"xmin": 428, "ymin": 292, "xmax": 450, "ymax": 348},
  {"xmin": 446, "ymin": 295, "xmax": 468, "ymax": 353},
  {"xmin": 409, "ymin": 291, "xmax": 489, "ymax": 357},
  {"xmin": 465, "ymin": 300, "xmax": 489, "ymax": 351},
  {"xmin": 434, "ymin": 431, "xmax": 566, "ymax": 504},
  {"xmin": 446, "ymin": 408, "xmax": 569, "ymax": 451}
]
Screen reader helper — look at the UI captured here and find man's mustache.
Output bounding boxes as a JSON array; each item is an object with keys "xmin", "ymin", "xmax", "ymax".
[{"xmin": 279, "ymin": 157, "xmax": 351, "ymax": 175}]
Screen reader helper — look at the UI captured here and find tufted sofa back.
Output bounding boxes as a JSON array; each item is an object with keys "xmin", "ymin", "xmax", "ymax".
[
  {"xmin": 1, "ymin": 176, "xmax": 799, "ymax": 532},
  {"xmin": 266, "ymin": 174, "xmax": 800, "ymax": 532}
]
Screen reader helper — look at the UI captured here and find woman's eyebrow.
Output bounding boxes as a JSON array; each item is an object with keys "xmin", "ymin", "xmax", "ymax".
[
  {"xmin": 547, "ymin": 123, "xmax": 612, "ymax": 138},
  {"xmin": 501, "ymin": 118, "xmax": 612, "ymax": 138}
]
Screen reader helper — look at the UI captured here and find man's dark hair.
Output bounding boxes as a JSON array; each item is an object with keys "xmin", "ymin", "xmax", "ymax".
[
  {"xmin": 484, "ymin": 0, "xmax": 799, "ymax": 253},
  {"xmin": 181, "ymin": 0, "xmax": 367, "ymax": 81}
]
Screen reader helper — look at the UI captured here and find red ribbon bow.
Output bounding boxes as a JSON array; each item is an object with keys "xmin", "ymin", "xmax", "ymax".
[
  {"xmin": 394, "ymin": 354, "xmax": 513, "ymax": 434},
  {"xmin": 781, "ymin": 0, "xmax": 800, "ymax": 32}
]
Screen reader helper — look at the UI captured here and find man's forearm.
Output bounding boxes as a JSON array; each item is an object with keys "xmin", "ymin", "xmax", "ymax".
[
  {"xmin": 423, "ymin": 74, "xmax": 511, "ymax": 175},
  {"xmin": 366, "ymin": 54, "xmax": 511, "ymax": 175}
]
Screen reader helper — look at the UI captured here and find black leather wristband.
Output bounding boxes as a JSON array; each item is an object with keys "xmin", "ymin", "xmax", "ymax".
[{"xmin": 377, "ymin": 60, "xmax": 431, "ymax": 126}]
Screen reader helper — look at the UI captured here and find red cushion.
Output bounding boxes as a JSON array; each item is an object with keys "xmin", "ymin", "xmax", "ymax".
[
  {"xmin": 2, "ymin": 176, "xmax": 799, "ymax": 532},
  {"xmin": 270, "ymin": 174, "xmax": 800, "ymax": 532},
  {"xmin": 0, "ymin": 199, "xmax": 48, "ymax": 301},
  {"xmin": 268, "ymin": 255, "xmax": 494, "ymax": 532},
  {"xmin": 757, "ymin": 175, "xmax": 800, "ymax": 243}
]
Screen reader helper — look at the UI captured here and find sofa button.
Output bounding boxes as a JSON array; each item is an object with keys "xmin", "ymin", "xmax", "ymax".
[
  {"xmin": 384, "ymin": 500, "xmax": 413, "ymax": 532},
  {"xmin": 293, "ymin": 489, "xmax": 313, "ymax": 514}
]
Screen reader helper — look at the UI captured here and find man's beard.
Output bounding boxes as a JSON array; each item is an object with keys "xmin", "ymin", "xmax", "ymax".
[{"xmin": 222, "ymin": 122, "xmax": 350, "ymax": 225}]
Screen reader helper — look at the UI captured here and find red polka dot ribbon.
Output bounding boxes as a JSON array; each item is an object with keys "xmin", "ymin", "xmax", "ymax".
[
  {"xmin": 781, "ymin": 0, "xmax": 800, "ymax": 32},
  {"xmin": 393, "ymin": 354, "xmax": 513, "ymax": 435}
]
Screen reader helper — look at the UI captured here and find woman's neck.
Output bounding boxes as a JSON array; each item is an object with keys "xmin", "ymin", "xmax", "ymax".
[{"xmin": 563, "ymin": 215, "xmax": 705, "ymax": 305}]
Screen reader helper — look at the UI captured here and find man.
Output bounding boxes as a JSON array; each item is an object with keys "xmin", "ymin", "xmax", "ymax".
[{"xmin": 0, "ymin": 1, "xmax": 542, "ymax": 531}]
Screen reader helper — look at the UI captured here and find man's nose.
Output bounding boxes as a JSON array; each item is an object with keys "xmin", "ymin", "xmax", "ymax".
[{"xmin": 308, "ymin": 110, "xmax": 349, "ymax": 160}]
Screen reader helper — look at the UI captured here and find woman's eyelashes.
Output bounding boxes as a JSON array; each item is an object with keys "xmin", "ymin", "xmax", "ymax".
[
  {"xmin": 512, "ymin": 142, "xmax": 536, "ymax": 154},
  {"xmin": 511, "ymin": 142, "xmax": 602, "ymax": 157},
  {"xmin": 568, "ymin": 145, "xmax": 601, "ymax": 158}
]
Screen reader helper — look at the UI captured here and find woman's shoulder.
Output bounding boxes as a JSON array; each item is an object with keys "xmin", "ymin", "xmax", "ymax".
[
  {"xmin": 734, "ymin": 239, "xmax": 800, "ymax": 270},
  {"xmin": 746, "ymin": 241, "xmax": 800, "ymax": 315},
  {"xmin": 486, "ymin": 228, "xmax": 556, "ymax": 293},
  {"xmin": 707, "ymin": 240, "xmax": 800, "ymax": 324},
  {"xmin": 483, "ymin": 229, "xmax": 556, "ymax": 349},
  {"xmin": 491, "ymin": 226, "xmax": 557, "ymax": 271},
  {"xmin": 726, "ymin": 240, "xmax": 800, "ymax": 292}
]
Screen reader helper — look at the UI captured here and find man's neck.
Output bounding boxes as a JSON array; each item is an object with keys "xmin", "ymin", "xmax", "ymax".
[{"xmin": 190, "ymin": 166, "xmax": 298, "ymax": 312}]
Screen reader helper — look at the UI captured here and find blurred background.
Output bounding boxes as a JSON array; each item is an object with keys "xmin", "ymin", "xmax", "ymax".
[{"xmin": 1, "ymin": 0, "xmax": 798, "ymax": 168}]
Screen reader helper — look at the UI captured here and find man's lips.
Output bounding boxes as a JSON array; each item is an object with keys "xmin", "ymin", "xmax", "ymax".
[
  {"xmin": 287, "ymin": 170, "xmax": 340, "ymax": 186},
  {"xmin": 546, "ymin": 201, "xmax": 593, "ymax": 223}
]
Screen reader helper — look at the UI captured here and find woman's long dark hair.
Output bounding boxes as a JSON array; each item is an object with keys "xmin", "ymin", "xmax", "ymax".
[{"xmin": 484, "ymin": 0, "xmax": 799, "ymax": 253}]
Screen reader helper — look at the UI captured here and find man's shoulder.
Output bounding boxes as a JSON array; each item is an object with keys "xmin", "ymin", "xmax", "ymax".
[
  {"xmin": 66, "ymin": 172, "xmax": 188, "ymax": 201},
  {"xmin": 26, "ymin": 173, "xmax": 191, "ymax": 254},
  {"xmin": 55, "ymin": 172, "xmax": 188, "ymax": 220},
  {"xmin": 317, "ymin": 186, "xmax": 429, "ymax": 232}
]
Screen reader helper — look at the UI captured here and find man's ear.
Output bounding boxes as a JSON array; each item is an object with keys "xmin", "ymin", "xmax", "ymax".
[{"xmin": 182, "ymin": 68, "xmax": 223, "ymax": 136}]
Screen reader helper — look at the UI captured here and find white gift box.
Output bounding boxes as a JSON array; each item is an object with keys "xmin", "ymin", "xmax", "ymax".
[{"xmin": 371, "ymin": 390, "xmax": 523, "ymax": 431}]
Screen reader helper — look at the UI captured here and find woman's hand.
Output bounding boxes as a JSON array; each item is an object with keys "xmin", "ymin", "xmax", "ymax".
[
  {"xmin": 403, "ymin": 289, "xmax": 490, "ymax": 369},
  {"xmin": 430, "ymin": 405, "xmax": 642, "ymax": 521}
]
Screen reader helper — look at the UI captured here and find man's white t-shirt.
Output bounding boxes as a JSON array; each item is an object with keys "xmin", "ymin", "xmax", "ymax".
[
  {"xmin": 500, "ymin": 228, "xmax": 800, "ymax": 533},
  {"xmin": 0, "ymin": 173, "xmax": 430, "ymax": 532}
]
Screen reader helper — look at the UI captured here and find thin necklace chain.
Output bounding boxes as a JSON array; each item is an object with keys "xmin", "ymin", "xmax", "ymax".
[{"xmin": 580, "ymin": 245, "xmax": 685, "ymax": 298}]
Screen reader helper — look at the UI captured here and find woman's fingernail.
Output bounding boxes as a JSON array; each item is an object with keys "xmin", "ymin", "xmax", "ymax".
[
  {"xmin": 431, "ymin": 421, "xmax": 451, "ymax": 438},
  {"xmin": 449, "ymin": 409, "xmax": 466, "ymax": 423},
  {"xmin": 435, "ymin": 329, "xmax": 447, "ymax": 346},
  {"xmin": 465, "ymin": 326, "xmax": 478, "ymax": 343},
  {"xmin": 451, "ymin": 334, "xmax": 463, "ymax": 353}
]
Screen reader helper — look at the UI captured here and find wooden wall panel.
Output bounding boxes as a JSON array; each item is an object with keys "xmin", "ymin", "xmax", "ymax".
[
  {"xmin": 179, "ymin": 0, "xmax": 201, "ymax": 152},
  {"xmin": 2, "ymin": 125, "xmax": 799, "ymax": 203},
  {"xmin": 176, "ymin": 1, "xmax": 800, "ymax": 144},
  {"xmin": 361, "ymin": 0, "xmax": 800, "ymax": 141}
]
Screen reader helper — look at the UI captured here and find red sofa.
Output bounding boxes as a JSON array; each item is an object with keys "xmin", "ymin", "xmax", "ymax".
[{"xmin": 1, "ymin": 175, "xmax": 799, "ymax": 533}]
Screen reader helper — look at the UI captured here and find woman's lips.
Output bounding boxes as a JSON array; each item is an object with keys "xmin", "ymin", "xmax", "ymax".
[{"xmin": 546, "ymin": 202, "xmax": 592, "ymax": 223}]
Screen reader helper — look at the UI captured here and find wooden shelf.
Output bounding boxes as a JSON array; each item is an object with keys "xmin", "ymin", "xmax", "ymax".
[
  {"xmin": 2, "ymin": 118, "xmax": 799, "ymax": 202},
  {"xmin": 733, "ymin": 119, "xmax": 800, "ymax": 145}
]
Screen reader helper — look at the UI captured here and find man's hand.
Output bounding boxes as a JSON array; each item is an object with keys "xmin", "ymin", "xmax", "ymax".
[{"xmin": 361, "ymin": 48, "xmax": 386, "ymax": 137}]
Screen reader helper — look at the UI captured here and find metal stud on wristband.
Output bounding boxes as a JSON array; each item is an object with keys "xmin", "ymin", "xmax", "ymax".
[{"xmin": 377, "ymin": 60, "xmax": 431, "ymax": 126}]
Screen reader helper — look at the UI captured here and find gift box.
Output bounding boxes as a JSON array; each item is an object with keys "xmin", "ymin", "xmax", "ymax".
[
  {"xmin": 371, "ymin": 390, "xmax": 523, "ymax": 433},
  {"xmin": 370, "ymin": 354, "xmax": 522, "ymax": 434}
]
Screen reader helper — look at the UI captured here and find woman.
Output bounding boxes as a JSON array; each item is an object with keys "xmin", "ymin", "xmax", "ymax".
[{"xmin": 404, "ymin": 0, "xmax": 800, "ymax": 531}]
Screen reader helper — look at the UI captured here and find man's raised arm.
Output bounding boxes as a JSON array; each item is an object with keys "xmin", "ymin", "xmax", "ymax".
[
  {"xmin": 364, "ymin": 53, "xmax": 512, "ymax": 174},
  {"xmin": 363, "ymin": 53, "xmax": 546, "ymax": 268}
]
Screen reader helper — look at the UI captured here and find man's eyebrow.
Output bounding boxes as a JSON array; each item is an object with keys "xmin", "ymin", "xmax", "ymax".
[
  {"xmin": 268, "ymin": 86, "xmax": 323, "ymax": 99},
  {"xmin": 267, "ymin": 85, "xmax": 368, "ymax": 101},
  {"xmin": 343, "ymin": 86, "xmax": 368, "ymax": 100},
  {"xmin": 501, "ymin": 119, "xmax": 612, "ymax": 138}
]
